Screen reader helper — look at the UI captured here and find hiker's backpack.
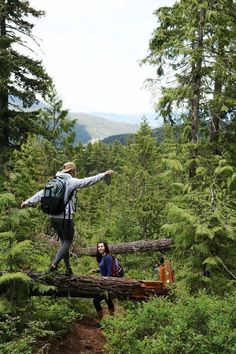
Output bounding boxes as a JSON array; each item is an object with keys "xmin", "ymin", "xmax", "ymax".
[
  {"xmin": 41, "ymin": 176, "xmax": 71, "ymax": 215},
  {"xmin": 111, "ymin": 255, "xmax": 124, "ymax": 277}
]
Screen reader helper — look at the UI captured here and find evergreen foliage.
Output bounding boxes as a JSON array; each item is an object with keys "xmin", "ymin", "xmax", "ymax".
[
  {"xmin": 0, "ymin": 0, "xmax": 52, "ymax": 152},
  {"xmin": 101, "ymin": 133, "xmax": 134, "ymax": 145},
  {"xmin": 39, "ymin": 85, "xmax": 77, "ymax": 153},
  {"xmin": 0, "ymin": 0, "xmax": 236, "ymax": 352},
  {"xmin": 104, "ymin": 292, "xmax": 236, "ymax": 354},
  {"xmin": 142, "ymin": 0, "xmax": 236, "ymax": 132},
  {"xmin": 1, "ymin": 93, "xmax": 235, "ymax": 354}
]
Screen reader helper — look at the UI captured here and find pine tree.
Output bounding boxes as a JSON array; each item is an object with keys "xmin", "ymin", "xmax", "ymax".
[
  {"xmin": 0, "ymin": 0, "xmax": 51, "ymax": 152},
  {"xmin": 114, "ymin": 120, "xmax": 162, "ymax": 240},
  {"xmin": 143, "ymin": 0, "xmax": 236, "ymax": 173},
  {"xmin": 39, "ymin": 85, "xmax": 77, "ymax": 155}
]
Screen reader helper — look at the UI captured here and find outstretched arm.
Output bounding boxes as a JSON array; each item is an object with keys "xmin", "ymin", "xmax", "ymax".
[
  {"xmin": 70, "ymin": 170, "xmax": 114, "ymax": 190},
  {"xmin": 20, "ymin": 189, "xmax": 44, "ymax": 209}
]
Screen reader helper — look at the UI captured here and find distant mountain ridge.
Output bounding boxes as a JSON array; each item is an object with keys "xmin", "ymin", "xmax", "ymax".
[
  {"xmin": 101, "ymin": 127, "xmax": 165, "ymax": 145},
  {"xmin": 90, "ymin": 112, "xmax": 161, "ymax": 127},
  {"xmin": 8, "ymin": 96, "xmax": 157, "ymax": 144},
  {"xmin": 69, "ymin": 112, "xmax": 139, "ymax": 143}
]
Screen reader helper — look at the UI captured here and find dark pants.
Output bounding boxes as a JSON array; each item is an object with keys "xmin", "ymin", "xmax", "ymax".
[
  {"xmin": 93, "ymin": 294, "xmax": 114, "ymax": 312},
  {"xmin": 50, "ymin": 218, "xmax": 74, "ymax": 270}
]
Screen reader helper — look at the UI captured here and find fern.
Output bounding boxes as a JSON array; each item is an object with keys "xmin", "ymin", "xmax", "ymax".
[
  {"xmin": 168, "ymin": 204, "xmax": 197, "ymax": 225},
  {"xmin": 171, "ymin": 182, "xmax": 185, "ymax": 193},
  {"xmin": 224, "ymin": 225, "xmax": 235, "ymax": 240},
  {"xmin": 0, "ymin": 231, "xmax": 15, "ymax": 240},
  {"xmin": 163, "ymin": 158, "xmax": 184, "ymax": 171},
  {"xmin": 9, "ymin": 240, "xmax": 32, "ymax": 258},
  {"xmin": 215, "ymin": 165, "xmax": 234, "ymax": 176},
  {"xmin": 0, "ymin": 298, "xmax": 11, "ymax": 314},
  {"xmin": 9, "ymin": 209, "xmax": 27, "ymax": 228},
  {"xmin": 0, "ymin": 272, "xmax": 31, "ymax": 286},
  {"xmin": 196, "ymin": 166, "xmax": 206, "ymax": 175},
  {"xmin": 32, "ymin": 283, "xmax": 56, "ymax": 294},
  {"xmin": 0, "ymin": 193, "xmax": 16, "ymax": 209},
  {"xmin": 202, "ymin": 256, "xmax": 221, "ymax": 267},
  {"xmin": 195, "ymin": 224, "xmax": 212, "ymax": 238},
  {"xmin": 228, "ymin": 172, "xmax": 236, "ymax": 191},
  {"xmin": 192, "ymin": 243, "xmax": 210, "ymax": 255},
  {"xmin": 161, "ymin": 223, "xmax": 181, "ymax": 236},
  {"xmin": 0, "ymin": 272, "xmax": 32, "ymax": 300}
]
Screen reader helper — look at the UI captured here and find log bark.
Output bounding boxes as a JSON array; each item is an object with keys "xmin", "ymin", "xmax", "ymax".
[
  {"xmin": 73, "ymin": 239, "xmax": 171, "ymax": 257},
  {"xmin": 27, "ymin": 272, "xmax": 168, "ymax": 300}
]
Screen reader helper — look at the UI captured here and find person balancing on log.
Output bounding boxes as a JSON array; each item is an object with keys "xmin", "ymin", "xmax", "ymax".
[{"xmin": 21, "ymin": 161, "xmax": 113, "ymax": 275}]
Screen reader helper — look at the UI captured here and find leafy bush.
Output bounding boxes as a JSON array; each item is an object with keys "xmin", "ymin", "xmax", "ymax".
[
  {"xmin": 31, "ymin": 298, "xmax": 80, "ymax": 333},
  {"xmin": 0, "ymin": 297, "xmax": 80, "ymax": 354},
  {"xmin": 104, "ymin": 292, "xmax": 236, "ymax": 354},
  {"xmin": 0, "ymin": 315, "xmax": 54, "ymax": 354}
]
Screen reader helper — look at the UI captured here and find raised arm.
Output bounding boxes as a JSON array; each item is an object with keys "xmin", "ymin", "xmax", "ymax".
[{"xmin": 69, "ymin": 170, "xmax": 113, "ymax": 190}]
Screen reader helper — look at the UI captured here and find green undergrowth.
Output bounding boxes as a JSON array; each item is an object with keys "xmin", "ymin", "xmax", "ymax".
[
  {"xmin": 0, "ymin": 296, "xmax": 81, "ymax": 354},
  {"xmin": 103, "ymin": 291, "xmax": 236, "ymax": 354}
]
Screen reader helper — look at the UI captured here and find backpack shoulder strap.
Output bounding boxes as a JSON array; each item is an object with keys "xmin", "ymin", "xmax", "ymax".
[
  {"xmin": 104, "ymin": 254, "xmax": 113, "ymax": 276},
  {"xmin": 56, "ymin": 175, "xmax": 75, "ymax": 205}
]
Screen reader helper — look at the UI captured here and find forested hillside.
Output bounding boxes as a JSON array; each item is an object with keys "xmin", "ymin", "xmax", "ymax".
[
  {"xmin": 70, "ymin": 112, "xmax": 138, "ymax": 143},
  {"xmin": 0, "ymin": 1, "xmax": 236, "ymax": 354}
]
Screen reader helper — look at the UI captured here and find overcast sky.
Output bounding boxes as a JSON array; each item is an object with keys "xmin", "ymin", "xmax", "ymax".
[{"xmin": 30, "ymin": 0, "xmax": 174, "ymax": 115}]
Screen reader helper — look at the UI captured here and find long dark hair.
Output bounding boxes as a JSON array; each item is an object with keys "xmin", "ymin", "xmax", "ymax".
[{"xmin": 96, "ymin": 241, "xmax": 110, "ymax": 262}]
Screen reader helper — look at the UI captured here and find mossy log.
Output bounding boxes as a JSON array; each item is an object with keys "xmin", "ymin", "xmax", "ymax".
[
  {"xmin": 73, "ymin": 239, "xmax": 172, "ymax": 257},
  {"xmin": 27, "ymin": 272, "xmax": 168, "ymax": 300}
]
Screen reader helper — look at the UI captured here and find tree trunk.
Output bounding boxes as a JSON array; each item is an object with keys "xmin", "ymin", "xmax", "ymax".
[
  {"xmin": 26, "ymin": 272, "xmax": 168, "ymax": 300},
  {"xmin": 189, "ymin": 6, "xmax": 205, "ymax": 178},
  {"xmin": 0, "ymin": 7, "xmax": 9, "ymax": 150},
  {"xmin": 210, "ymin": 43, "xmax": 224, "ymax": 152},
  {"xmin": 210, "ymin": 79, "xmax": 221, "ymax": 145},
  {"xmin": 73, "ymin": 239, "xmax": 172, "ymax": 257}
]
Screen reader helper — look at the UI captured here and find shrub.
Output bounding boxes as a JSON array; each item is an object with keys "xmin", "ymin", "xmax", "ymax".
[{"xmin": 104, "ymin": 292, "xmax": 236, "ymax": 354}]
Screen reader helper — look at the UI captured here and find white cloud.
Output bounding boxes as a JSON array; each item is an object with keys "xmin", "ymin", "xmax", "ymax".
[{"xmin": 30, "ymin": 0, "xmax": 174, "ymax": 114}]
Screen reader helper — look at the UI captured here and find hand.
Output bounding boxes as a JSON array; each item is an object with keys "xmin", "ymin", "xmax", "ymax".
[
  {"xmin": 104, "ymin": 170, "xmax": 113, "ymax": 176},
  {"xmin": 20, "ymin": 202, "xmax": 26, "ymax": 209},
  {"xmin": 104, "ymin": 170, "xmax": 113, "ymax": 185}
]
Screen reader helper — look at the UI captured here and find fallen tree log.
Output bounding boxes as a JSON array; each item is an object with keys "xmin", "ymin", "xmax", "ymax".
[
  {"xmin": 73, "ymin": 239, "xmax": 172, "ymax": 257},
  {"xmin": 27, "ymin": 272, "xmax": 169, "ymax": 300}
]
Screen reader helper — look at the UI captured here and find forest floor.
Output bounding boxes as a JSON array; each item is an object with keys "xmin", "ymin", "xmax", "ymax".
[
  {"xmin": 35, "ymin": 300, "xmax": 125, "ymax": 354},
  {"xmin": 35, "ymin": 313, "xmax": 108, "ymax": 354},
  {"xmin": 49, "ymin": 315, "xmax": 105, "ymax": 354}
]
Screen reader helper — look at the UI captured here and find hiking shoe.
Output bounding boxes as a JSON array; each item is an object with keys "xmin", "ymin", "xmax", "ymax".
[
  {"xmin": 47, "ymin": 264, "xmax": 58, "ymax": 273},
  {"xmin": 96, "ymin": 322, "xmax": 104, "ymax": 329},
  {"xmin": 65, "ymin": 268, "xmax": 73, "ymax": 276}
]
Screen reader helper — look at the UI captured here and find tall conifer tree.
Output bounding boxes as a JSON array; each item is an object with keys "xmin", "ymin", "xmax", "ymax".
[
  {"xmin": 0, "ymin": 0, "xmax": 51, "ymax": 152},
  {"xmin": 143, "ymin": 0, "xmax": 236, "ymax": 171}
]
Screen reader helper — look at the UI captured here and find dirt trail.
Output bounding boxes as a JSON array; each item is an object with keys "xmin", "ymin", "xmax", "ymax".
[
  {"xmin": 36, "ymin": 315, "xmax": 106, "ymax": 354},
  {"xmin": 35, "ymin": 302, "xmax": 125, "ymax": 354}
]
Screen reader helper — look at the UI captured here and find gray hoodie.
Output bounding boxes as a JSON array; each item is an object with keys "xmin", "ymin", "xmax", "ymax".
[{"xmin": 24, "ymin": 171, "xmax": 106, "ymax": 219}]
